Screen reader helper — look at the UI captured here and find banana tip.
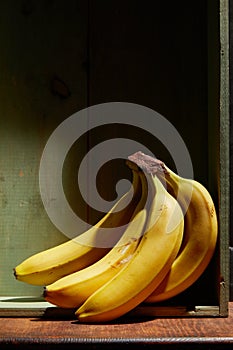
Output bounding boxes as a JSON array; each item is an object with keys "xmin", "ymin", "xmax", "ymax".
[
  {"xmin": 13, "ymin": 268, "xmax": 18, "ymax": 279},
  {"xmin": 43, "ymin": 287, "xmax": 47, "ymax": 298}
]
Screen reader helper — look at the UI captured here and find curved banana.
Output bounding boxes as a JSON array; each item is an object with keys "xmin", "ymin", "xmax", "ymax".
[
  {"xmin": 14, "ymin": 169, "xmax": 141, "ymax": 286},
  {"xmin": 76, "ymin": 166, "xmax": 184, "ymax": 323},
  {"xmin": 135, "ymin": 152, "xmax": 218, "ymax": 303},
  {"xmin": 44, "ymin": 171, "xmax": 148, "ymax": 308}
]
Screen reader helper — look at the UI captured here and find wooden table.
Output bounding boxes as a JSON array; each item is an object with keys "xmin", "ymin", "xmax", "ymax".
[{"xmin": 0, "ymin": 303, "xmax": 233, "ymax": 349}]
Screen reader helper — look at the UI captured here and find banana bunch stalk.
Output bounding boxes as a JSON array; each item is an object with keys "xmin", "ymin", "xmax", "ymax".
[{"xmin": 14, "ymin": 151, "xmax": 218, "ymax": 323}]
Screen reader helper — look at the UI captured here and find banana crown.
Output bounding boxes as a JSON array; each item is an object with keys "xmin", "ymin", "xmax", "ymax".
[{"xmin": 127, "ymin": 153, "xmax": 184, "ymax": 235}]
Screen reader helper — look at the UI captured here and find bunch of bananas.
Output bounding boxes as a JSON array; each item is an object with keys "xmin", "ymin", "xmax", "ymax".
[{"xmin": 14, "ymin": 151, "xmax": 218, "ymax": 322}]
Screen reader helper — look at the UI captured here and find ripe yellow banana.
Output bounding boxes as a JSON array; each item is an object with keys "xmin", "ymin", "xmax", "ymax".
[
  {"xmin": 76, "ymin": 165, "xmax": 184, "ymax": 323},
  {"xmin": 44, "ymin": 171, "xmax": 148, "ymax": 308},
  {"xmin": 14, "ymin": 169, "xmax": 141, "ymax": 286},
  {"xmin": 134, "ymin": 152, "xmax": 218, "ymax": 303}
]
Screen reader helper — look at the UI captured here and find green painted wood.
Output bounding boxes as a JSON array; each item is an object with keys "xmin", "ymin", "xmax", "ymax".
[{"xmin": 0, "ymin": 1, "xmax": 88, "ymax": 296}]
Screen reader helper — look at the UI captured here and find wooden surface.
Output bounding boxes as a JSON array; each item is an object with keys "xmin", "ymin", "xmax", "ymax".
[
  {"xmin": 0, "ymin": 303, "xmax": 232, "ymax": 349},
  {"xmin": 0, "ymin": 0, "xmax": 88, "ymax": 297}
]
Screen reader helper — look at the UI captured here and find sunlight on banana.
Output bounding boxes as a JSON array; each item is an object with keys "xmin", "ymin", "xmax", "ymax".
[
  {"xmin": 143, "ymin": 153, "xmax": 218, "ymax": 303},
  {"xmin": 13, "ymin": 151, "xmax": 218, "ymax": 322},
  {"xmin": 76, "ymin": 166, "xmax": 184, "ymax": 322},
  {"xmin": 14, "ymin": 170, "xmax": 141, "ymax": 286},
  {"xmin": 44, "ymin": 170, "xmax": 148, "ymax": 308}
]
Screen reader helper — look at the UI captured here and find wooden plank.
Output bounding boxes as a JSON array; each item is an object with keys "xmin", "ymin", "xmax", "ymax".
[
  {"xmin": 0, "ymin": 296, "xmax": 221, "ymax": 318},
  {"xmin": 0, "ymin": 1, "xmax": 88, "ymax": 296},
  {"xmin": 219, "ymin": 0, "xmax": 230, "ymax": 316},
  {"xmin": 0, "ymin": 303, "xmax": 233, "ymax": 349},
  {"xmin": 88, "ymin": 0, "xmax": 209, "ymax": 179}
]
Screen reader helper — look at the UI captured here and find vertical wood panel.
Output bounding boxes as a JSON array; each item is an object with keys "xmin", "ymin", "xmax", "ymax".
[
  {"xmin": 219, "ymin": 0, "xmax": 230, "ymax": 315},
  {"xmin": 88, "ymin": 0, "xmax": 209, "ymax": 186},
  {"xmin": 0, "ymin": 1, "xmax": 88, "ymax": 296},
  {"xmin": 230, "ymin": 0, "xmax": 233, "ymax": 301},
  {"xmin": 87, "ymin": 0, "xmax": 222, "ymax": 306}
]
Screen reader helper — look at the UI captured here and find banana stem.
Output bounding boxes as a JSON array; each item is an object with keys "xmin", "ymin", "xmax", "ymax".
[
  {"xmin": 127, "ymin": 151, "xmax": 192, "ymax": 216},
  {"xmin": 127, "ymin": 151, "xmax": 167, "ymax": 176}
]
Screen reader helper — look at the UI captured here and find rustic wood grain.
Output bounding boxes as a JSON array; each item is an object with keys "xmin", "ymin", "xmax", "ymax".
[
  {"xmin": 0, "ymin": 0, "xmax": 88, "ymax": 297},
  {"xmin": 0, "ymin": 303, "xmax": 232, "ymax": 349}
]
